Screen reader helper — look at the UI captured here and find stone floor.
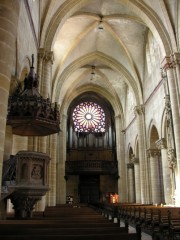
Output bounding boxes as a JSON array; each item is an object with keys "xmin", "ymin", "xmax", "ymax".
[{"xmin": 120, "ymin": 221, "xmax": 152, "ymax": 240}]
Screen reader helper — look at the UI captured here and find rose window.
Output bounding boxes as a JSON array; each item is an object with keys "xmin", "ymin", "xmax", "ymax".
[{"xmin": 72, "ymin": 102, "xmax": 105, "ymax": 133}]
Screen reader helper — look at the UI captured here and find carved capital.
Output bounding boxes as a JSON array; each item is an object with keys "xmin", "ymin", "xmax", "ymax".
[
  {"xmin": 161, "ymin": 56, "xmax": 173, "ymax": 70},
  {"xmin": 134, "ymin": 105, "xmax": 144, "ymax": 116},
  {"xmin": 127, "ymin": 163, "xmax": 134, "ymax": 169},
  {"xmin": 161, "ymin": 53, "xmax": 180, "ymax": 70},
  {"xmin": 115, "ymin": 114, "xmax": 121, "ymax": 120},
  {"xmin": 170, "ymin": 53, "xmax": 180, "ymax": 68},
  {"xmin": 38, "ymin": 48, "xmax": 45, "ymax": 60},
  {"xmin": 130, "ymin": 154, "xmax": 139, "ymax": 164},
  {"xmin": 147, "ymin": 149, "xmax": 161, "ymax": 158},
  {"xmin": 44, "ymin": 51, "xmax": 54, "ymax": 64},
  {"xmin": 155, "ymin": 138, "xmax": 167, "ymax": 150}
]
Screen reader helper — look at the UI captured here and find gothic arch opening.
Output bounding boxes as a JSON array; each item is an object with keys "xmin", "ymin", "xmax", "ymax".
[
  {"xmin": 148, "ymin": 125, "xmax": 164, "ymax": 204},
  {"xmin": 65, "ymin": 92, "xmax": 118, "ymax": 204}
]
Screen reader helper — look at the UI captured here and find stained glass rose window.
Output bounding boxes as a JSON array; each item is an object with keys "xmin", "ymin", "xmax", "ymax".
[{"xmin": 72, "ymin": 102, "xmax": 105, "ymax": 133}]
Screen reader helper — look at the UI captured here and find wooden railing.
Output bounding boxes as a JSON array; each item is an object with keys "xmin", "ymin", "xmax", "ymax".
[{"xmin": 65, "ymin": 160, "xmax": 118, "ymax": 175}]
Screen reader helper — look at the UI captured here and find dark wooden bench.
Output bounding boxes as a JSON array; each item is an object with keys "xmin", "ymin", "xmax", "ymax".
[
  {"xmin": 0, "ymin": 205, "xmax": 140, "ymax": 240},
  {"xmin": 0, "ymin": 233, "xmax": 139, "ymax": 240}
]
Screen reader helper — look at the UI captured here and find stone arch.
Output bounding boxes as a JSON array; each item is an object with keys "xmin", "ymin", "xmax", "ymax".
[
  {"xmin": 147, "ymin": 120, "xmax": 159, "ymax": 149},
  {"xmin": 134, "ymin": 136, "xmax": 139, "ymax": 158},
  {"xmin": 150, "ymin": 124, "xmax": 159, "ymax": 149},
  {"xmin": 53, "ymin": 51, "xmax": 142, "ymax": 108},
  {"xmin": 128, "ymin": 145, "xmax": 134, "ymax": 163},
  {"xmin": 18, "ymin": 56, "xmax": 31, "ymax": 81},
  {"xmin": 60, "ymin": 84, "xmax": 124, "ymax": 128},
  {"xmin": 9, "ymin": 56, "xmax": 31, "ymax": 96}
]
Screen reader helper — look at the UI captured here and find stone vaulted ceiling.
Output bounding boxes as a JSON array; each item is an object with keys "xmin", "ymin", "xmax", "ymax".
[{"xmin": 39, "ymin": 0, "xmax": 174, "ymax": 119}]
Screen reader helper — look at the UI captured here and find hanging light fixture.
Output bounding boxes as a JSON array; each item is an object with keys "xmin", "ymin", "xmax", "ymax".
[
  {"xmin": 98, "ymin": 17, "xmax": 104, "ymax": 31},
  {"xmin": 90, "ymin": 66, "xmax": 95, "ymax": 81},
  {"xmin": 7, "ymin": 55, "xmax": 60, "ymax": 136}
]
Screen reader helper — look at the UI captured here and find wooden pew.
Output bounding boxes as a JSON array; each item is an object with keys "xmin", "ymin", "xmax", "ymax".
[
  {"xmin": 0, "ymin": 204, "xmax": 139, "ymax": 240},
  {"xmin": 0, "ymin": 233, "xmax": 139, "ymax": 240}
]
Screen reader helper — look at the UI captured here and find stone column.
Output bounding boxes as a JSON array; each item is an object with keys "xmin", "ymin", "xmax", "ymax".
[
  {"xmin": 30, "ymin": 49, "xmax": 45, "ymax": 157},
  {"xmin": 162, "ymin": 55, "xmax": 180, "ymax": 204},
  {"xmin": 134, "ymin": 105, "xmax": 149, "ymax": 203},
  {"xmin": 41, "ymin": 51, "xmax": 53, "ymax": 99},
  {"xmin": 127, "ymin": 163, "xmax": 135, "ymax": 202},
  {"xmin": 38, "ymin": 51, "xmax": 54, "ymax": 154},
  {"xmin": 47, "ymin": 134, "xmax": 57, "ymax": 206},
  {"xmin": 28, "ymin": 137, "xmax": 38, "ymax": 152},
  {"xmin": 156, "ymin": 138, "xmax": 172, "ymax": 205},
  {"xmin": 0, "ymin": 1, "xmax": 21, "ymax": 192},
  {"xmin": 12, "ymin": 136, "xmax": 28, "ymax": 155},
  {"xmin": 37, "ymin": 48, "xmax": 45, "ymax": 89},
  {"xmin": 131, "ymin": 155, "xmax": 141, "ymax": 203},
  {"xmin": 56, "ymin": 114, "xmax": 67, "ymax": 204},
  {"xmin": 115, "ymin": 115, "xmax": 127, "ymax": 202},
  {"xmin": 147, "ymin": 149, "xmax": 162, "ymax": 204}
]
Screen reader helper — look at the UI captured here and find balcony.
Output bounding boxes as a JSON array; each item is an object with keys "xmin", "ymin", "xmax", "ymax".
[{"xmin": 65, "ymin": 160, "xmax": 118, "ymax": 175}]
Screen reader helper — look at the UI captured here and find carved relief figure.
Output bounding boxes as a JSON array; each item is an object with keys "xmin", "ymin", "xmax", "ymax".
[{"xmin": 31, "ymin": 164, "xmax": 42, "ymax": 179}]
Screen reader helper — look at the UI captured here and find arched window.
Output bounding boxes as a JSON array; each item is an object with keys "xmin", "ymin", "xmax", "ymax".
[{"xmin": 72, "ymin": 101, "xmax": 105, "ymax": 133}]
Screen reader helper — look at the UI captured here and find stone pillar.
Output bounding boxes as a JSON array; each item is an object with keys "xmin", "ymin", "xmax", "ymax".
[
  {"xmin": 156, "ymin": 138, "xmax": 172, "ymax": 205},
  {"xmin": 147, "ymin": 149, "xmax": 162, "ymax": 204},
  {"xmin": 36, "ymin": 51, "xmax": 54, "ymax": 208},
  {"xmin": 131, "ymin": 156, "xmax": 141, "ymax": 203},
  {"xmin": 0, "ymin": 0, "xmax": 21, "ymax": 193},
  {"xmin": 162, "ymin": 55, "xmax": 180, "ymax": 204},
  {"xmin": 41, "ymin": 51, "xmax": 53, "ymax": 99},
  {"xmin": 37, "ymin": 48, "xmax": 45, "ymax": 89},
  {"xmin": 115, "ymin": 115, "xmax": 127, "ymax": 202},
  {"xmin": 28, "ymin": 137, "xmax": 38, "ymax": 152},
  {"xmin": 12, "ymin": 136, "xmax": 28, "ymax": 155},
  {"xmin": 47, "ymin": 134, "xmax": 57, "ymax": 206},
  {"xmin": 127, "ymin": 163, "xmax": 135, "ymax": 202},
  {"xmin": 56, "ymin": 114, "xmax": 67, "ymax": 204},
  {"xmin": 134, "ymin": 105, "xmax": 149, "ymax": 203}
]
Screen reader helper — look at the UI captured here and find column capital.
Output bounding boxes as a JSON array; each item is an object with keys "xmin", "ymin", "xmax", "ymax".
[
  {"xmin": 170, "ymin": 52, "xmax": 180, "ymax": 68},
  {"xmin": 161, "ymin": 53, "xmax": 180, "ymax": 70},
  {"xmin": 130, "ymin": 154, "xmax": 139, "ymax": 164},
  {"xmin": 127, "ymin": 163, "xmax": 134, "ymax": 169},
  {"xmin": 147, "ymin": 149, "xmax": 161, "ymax": 158},
  {"xmin": 161, "ymin": 56, "xmax": 173, "ymax": 70},
  {"xmin": 134, "ymin": 104, "xmax": 144, "ymax": 116},
  {"xmin": 115, "ymin": 114, "xmax": 121, "ymax": 120},
  {"xmin": 44, "ymin": 51, "xmax": 54, "ymax": 64},
  {"xmin": 155, "ymin": 138, "xmax": 167, "ymax": 149},
  {"xmin": 38, "ymin": 48, "xmax": 45, "ymax": 59}
]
